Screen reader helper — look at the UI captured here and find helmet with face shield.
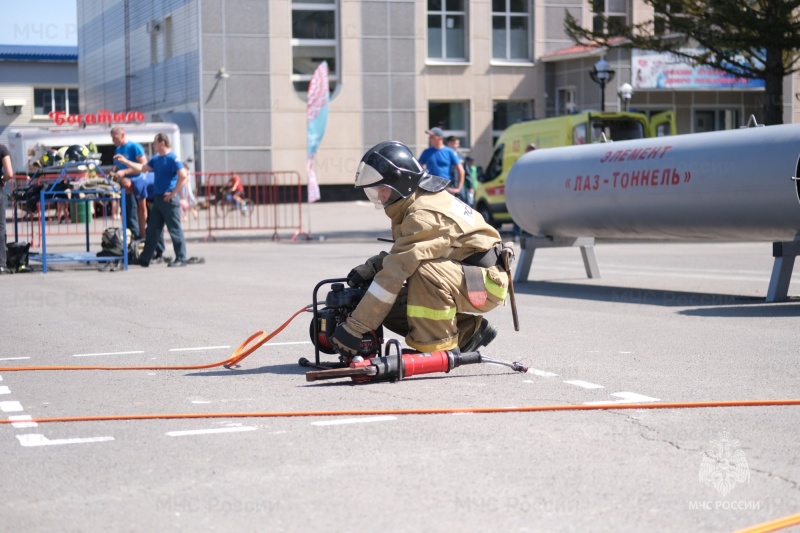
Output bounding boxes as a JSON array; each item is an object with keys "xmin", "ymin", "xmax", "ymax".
[{"xmin": 355, "ymin": 141, "xmax": 449, "ymax": 208}]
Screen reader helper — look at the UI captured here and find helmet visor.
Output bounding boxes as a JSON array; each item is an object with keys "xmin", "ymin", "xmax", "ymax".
[
  {"xmin": 363, "ymin": 185, "xmax": 401, "ymax": 209},
  {"xmin": 355, "ymin": 160, "xmax": 384, "ymax": 189}
]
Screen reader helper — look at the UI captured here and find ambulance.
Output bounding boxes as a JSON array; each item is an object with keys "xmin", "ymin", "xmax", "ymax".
[{"xmin": 475, "ymin": 110, "xmax": 676, "ymax": 228}]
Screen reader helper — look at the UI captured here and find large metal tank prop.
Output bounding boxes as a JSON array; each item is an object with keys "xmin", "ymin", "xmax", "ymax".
[{"xmin": 506, "ymin": 123, "xmax": 800, "ymax": 302}]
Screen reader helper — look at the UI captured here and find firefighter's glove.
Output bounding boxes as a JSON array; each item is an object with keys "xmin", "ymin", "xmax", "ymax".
[
  {"xmin": 331, "ymin": 319, "xmax": 369, "ymax": 356},
  {"xmin": 347, "ymin": 251, "xmax": 388, "ymax": 288}
]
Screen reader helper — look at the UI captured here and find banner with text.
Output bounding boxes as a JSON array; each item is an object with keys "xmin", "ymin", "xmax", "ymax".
[
  {"xmin": 632, "ymin": 50, "xmax": 764, "ymax": 90},
  {"xmin": 306, "ymin": 61, "xmax": 330, "ymax": 203}
]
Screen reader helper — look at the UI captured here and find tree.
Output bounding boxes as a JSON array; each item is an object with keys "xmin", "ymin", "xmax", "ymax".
[{"xmin": 564, "ymin": 0, "xmax": 800, "ymax": 125}]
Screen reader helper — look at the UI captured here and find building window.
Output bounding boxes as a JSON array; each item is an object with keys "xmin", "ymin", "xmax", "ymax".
[
  {"xmin": 694, "ymin": 109, "xmax": 740, "ymax": 133},
  {"xmin": 429, "ymin": 101, "xmax": 470, "ymax": 147},
  {"xmin": 428, "ymin": 0, "xmax": 466, "ymax": 61},
  {"xmin": 292, "ymin": 0, "xmax": 339, "ymax": 94},
  {"xmin": 492, "ymin": 100, "xmax": 533, "ymax": 145},
  {"xmin": 34, "ymin": 88, "xmax": 78, "ymax": 117},
  {"xmin": 147, "ymin": 19, "xmax": 164, "ymax": 64},
  {"xmin": 592, "ymin": 0, "xmax": 628, "ymax": 36},
  {"xmin": 491, "ymin": 0, "xmax": 531, "ymax": 61},
  {"xmin": 654, "ymin": 2, "xmax": 682, "ymax": 35},
  {"xmin": 556, "ymin": 87, "xmax": 577, "ymax": 115},
  {"xmin": 164, "ymin": 15, "xmax": 173, "ymax": 59}
]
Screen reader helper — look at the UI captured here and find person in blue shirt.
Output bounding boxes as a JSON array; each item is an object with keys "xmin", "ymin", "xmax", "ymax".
[
  {"xmin": 116, "ymin": 172, "xmax": 166, "ymax": 262},
  {"xmin": 418, "ymin": 127, "xmax": 464, "ymax": 197},
  {"xmin": 111, "ymin": 126, "xmax": 147, "ymax": 238},
  {"xmin": 114, "ymin": 133, "xmax": 189, "ymax": 267}
]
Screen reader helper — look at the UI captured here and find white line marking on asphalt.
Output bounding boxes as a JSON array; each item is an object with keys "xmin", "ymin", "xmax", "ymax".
[
  {"xmin": 166, "ymin": 426, "xmax": 257, "ymax": 437},
  {"xmin": 169, "ymin": 345, "xmax": 231, "ymax": 352},
  {"xmin": 17, "ymin": 434, "xmax": 114, "ymax": 447},
  {"xmin": 0, "ymin": 401, "xmax": 24, "ymax": 412},
  {"xmin": 72, "ymin": 351, "xmax": 145, "ymax": 357},
  {"xmin": 527, "ymin": 368, "xmax": 558, "ymax": 378},
  {"xmin": 0, "ymin": 386, "xmax": 9, "ymax": 395},
  {"xmin": 261, "ymin": 341, "xmax": 312, "ymax": 347},
  {"xmin": 564, "ymin": 380, "xmax": 605, "ymax": 389},
  {"xmin": 584, "ymin": 392, "xmax": 661, "ymax": 405},
  {"xmin": 9, "ymin": 415, "xmax": 38, "ymax": 428},
  {"xmin": 191, "ymin": 400, "xmax": 211, "ymax": 404},
  {"xmin": 0, "ymin": 374, "xmax": 3, "ymax": 381},
  {"xmin": 0, "ymin": 357, "xmax": 30, "ymax": 361},
  {"xmin": 619, "ymin": 351, "xmax": 632, "ymax": 354},
  {"xmin": 311, "ymin": 416, "xmax": 397, "ymax": 426},
  {"xmin": 452, "ymin": 412, "xmax": 474, "ymax": 416}
]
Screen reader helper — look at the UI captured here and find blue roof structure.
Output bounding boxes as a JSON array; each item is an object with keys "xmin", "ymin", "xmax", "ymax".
[{"xmin": 0, "ymin": 45, "xmax": 78, "ymax": 62}]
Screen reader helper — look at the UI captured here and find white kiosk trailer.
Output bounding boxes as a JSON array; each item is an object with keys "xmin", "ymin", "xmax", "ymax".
[{"xmin": 5, "ymin": 122, "xmax": 192, "ymax": 174}]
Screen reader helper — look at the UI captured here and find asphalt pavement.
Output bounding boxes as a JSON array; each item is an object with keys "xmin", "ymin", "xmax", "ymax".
[{"xmin": 1, "ymin": 200, "xmax": 799, "ymax": 532}]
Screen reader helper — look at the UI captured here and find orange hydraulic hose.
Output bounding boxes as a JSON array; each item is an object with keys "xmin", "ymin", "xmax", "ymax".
[
  {"xmin": 0, "ymin": 307, "xmax": 309, "ymax": 372},
  {"xmin": 0, "ymin": 399, "xmax": 798, "ymax": 425},
  {"xmin": 733, "ymin": 512, "xmax": 800, "ymax": 533},
  {"xmin": 0, "ymin": 306, "xmax": 799, "ymax": 431}
]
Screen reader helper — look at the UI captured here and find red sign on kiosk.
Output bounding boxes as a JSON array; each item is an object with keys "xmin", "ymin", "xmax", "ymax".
[{"xmin": 48, "ymin": 110, "xmax": 146, "ymax": 126}]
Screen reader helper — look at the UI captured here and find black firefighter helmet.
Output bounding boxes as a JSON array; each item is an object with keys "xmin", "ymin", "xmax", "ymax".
[
  {"xmin": 355, "ymin": 141, "xmax": 449, "ymax": 208},
  {"xmin": 36, "ymin": 148, "xmax": 62, "ymax": 168},
  {"xmin": 64, "ymin": 144, "xmax": 90, "ymax": 163}
]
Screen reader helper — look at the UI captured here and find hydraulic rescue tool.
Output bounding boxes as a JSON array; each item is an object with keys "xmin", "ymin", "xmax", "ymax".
[{"xmin": 301, "ymin": 278, "xmax": 528, "ymax": 383}]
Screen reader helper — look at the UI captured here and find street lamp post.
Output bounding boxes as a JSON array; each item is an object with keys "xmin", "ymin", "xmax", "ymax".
[
  {"xmin": 618, "ymin": 82, "xmax": 633, "ymax": 111},
  {"xmin": 589, "ymin": 58, "xmax": 615, "ymax": 112}
]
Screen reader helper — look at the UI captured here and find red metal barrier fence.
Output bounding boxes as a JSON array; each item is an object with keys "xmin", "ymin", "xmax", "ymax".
[
  {"xmin": 195, "ymin": 171, "xmax": 309, "ymax": 241},
  {"xmin": 10, "ymin": 170, "xmax": 310, "ymax": 247}
]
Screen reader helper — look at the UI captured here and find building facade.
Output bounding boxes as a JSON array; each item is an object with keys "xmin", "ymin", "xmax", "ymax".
[
  {"xmin": 75, "ymin": 0, "xmax": 799, "ymax": 196},
  {"xmin": 0, "ymin": 45, "xmax": 79, "ymax": 157}
]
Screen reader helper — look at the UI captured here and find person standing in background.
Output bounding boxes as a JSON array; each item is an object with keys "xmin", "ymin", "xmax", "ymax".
[
  {"xmin": 418, "ymin": 127, "xmax": 464, "ymax": 197},
  {"xmin": 111, "ymin": 126, "xmax": 147, "ymax": 238},
  {"xmin": 0, "ymin": 143, "xmax": 14, "ymax": 274},
  {"xmin": 462, "ymin": 156, "xmax": 478, "ymax": 207},
  {"xmin": 445, "ymin": 135, "xmax": 467, "ymax": 199},
  {"xmin": 114, "ymin": 133, "xmax": 190, "ymax": 268}
]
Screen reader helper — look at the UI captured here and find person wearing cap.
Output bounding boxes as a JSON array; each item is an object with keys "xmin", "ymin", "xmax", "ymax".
[
  {"xmin": 330, "ymin": 141, "xmax": 512, "ymax": 357},
  {"xmin": 418, "ymin": 127, "xmax": 465, "ymax": 197}
]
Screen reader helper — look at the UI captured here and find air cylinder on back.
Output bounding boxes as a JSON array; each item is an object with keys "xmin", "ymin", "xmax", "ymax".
[{"xmin": 506, "ymin": 124, "xmax": 800, "ymax": 241}]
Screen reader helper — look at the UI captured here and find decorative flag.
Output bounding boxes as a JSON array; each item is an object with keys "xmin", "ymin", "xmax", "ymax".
[{"xmin": 306, "ymin": 61, "xmax": 330, "ymax": 203}]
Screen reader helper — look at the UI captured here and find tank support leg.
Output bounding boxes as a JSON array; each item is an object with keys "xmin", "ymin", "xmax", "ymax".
[
  {"xmin": 514, "ymin": 235, "xmax": 600, "ymax": 283},
  {"xmin": 766, "ymin": 237, "xmax": 800, "ymax": 302}
]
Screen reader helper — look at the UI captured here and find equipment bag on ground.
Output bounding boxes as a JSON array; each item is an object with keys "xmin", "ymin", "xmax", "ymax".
[
  {"xmin": 6, "ymin": 242, "xmax": 31, "ymax": 272},
  {"xmin": 97, "ymin": 227, "xmax": 130, "ymax": 257}
]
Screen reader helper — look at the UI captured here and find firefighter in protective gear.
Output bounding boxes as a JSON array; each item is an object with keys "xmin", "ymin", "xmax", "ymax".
[{"xmin": 331, "ymin": 141, "xmax": 511, "ymax": 356}]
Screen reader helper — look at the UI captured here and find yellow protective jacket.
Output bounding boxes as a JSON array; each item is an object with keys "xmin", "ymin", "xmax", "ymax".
[{"xmin": 349, "ymin": 188, "xmax": 502, "ymax": 333}]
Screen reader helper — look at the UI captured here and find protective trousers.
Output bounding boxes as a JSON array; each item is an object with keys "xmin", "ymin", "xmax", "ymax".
[{"xmin": 382, "ymin": 259, "xmax": 508, "ymax": 352}]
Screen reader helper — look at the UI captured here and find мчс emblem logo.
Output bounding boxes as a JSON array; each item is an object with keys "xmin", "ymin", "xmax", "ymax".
[{"xmin": 698, "ymin": 432, "xmax": 750, "ymax": 496}]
